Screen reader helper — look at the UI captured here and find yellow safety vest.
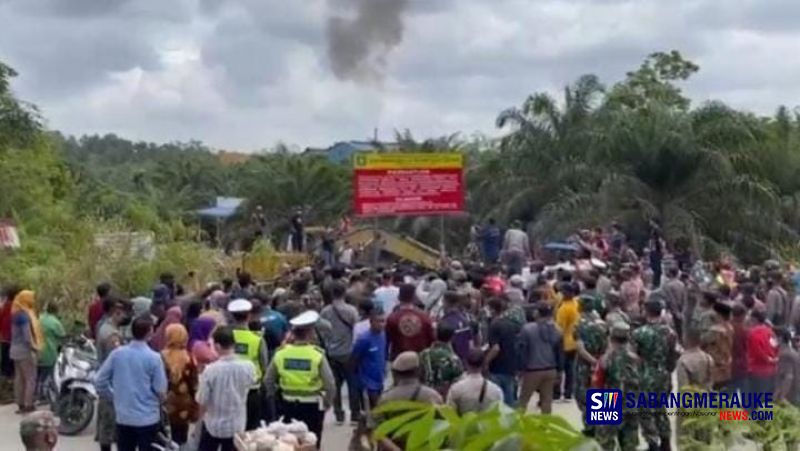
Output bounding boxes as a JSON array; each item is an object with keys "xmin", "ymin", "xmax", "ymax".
[
  {"xmin": 232, "ymin": 329, "xmax": 264, "ymax": 381},
  {"xmin": 273, "ymin": 344, "xmax": 324, "ymax": 401}
]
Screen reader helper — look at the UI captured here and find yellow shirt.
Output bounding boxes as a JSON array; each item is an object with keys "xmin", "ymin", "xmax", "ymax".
[
  {"xmin": 556, "ymin": 298, "xmax": 580, "ymax": 352},
  {"xmin": 546, "ymin": 285, "xmax": 560, "ymax": 307}
]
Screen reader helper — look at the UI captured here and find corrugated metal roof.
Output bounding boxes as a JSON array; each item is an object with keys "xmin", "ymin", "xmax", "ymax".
[{"xmin": 197, "ymin": 197, "xmax": 244, "ymax": 218}]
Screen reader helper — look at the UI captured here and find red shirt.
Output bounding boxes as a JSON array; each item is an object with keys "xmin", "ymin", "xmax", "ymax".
[
  {"xmin": 484, "ymin": 276, "xmax": 506, "ymax": 296},
  {"xmin": 747, "ymin": 324, "xmax": 778, "ymax": 377},
  {"xmin": 732, "ymin": 321, "xmax": 749, "ymax": 379},
  {"xmin": 595, "ymin": 238, "xmax": 609, "ymax": 259},
  {"xmin": 386, "ymin": 305, "xmax": 434, "ymax": 359},
  {"xmin": 87, "ymin": 297, "xmax": 104, "ymax": 339},
  {"xmin": 0, "ymin": 300, "xmax": 12, "ymax": 342}
]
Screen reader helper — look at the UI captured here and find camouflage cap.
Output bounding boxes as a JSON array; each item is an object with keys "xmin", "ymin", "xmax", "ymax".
[
  {"xmin": 609, "ymin": 321, "xmax": 630, "ymax": 339},
  {"xmin": 578, "ymin": 294, "xmax": 598, "ymax": 312}
]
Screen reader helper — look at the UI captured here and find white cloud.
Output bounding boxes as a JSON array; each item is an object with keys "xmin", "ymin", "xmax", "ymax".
[{"xmin": 0, "ymin": 0, "xmax": 798, "ymax": 150}]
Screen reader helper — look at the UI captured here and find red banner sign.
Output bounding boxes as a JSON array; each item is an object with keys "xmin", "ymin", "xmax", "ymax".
[{"xmin": 353, "ymin": 153, "xmax": 464, "ymax": 217}]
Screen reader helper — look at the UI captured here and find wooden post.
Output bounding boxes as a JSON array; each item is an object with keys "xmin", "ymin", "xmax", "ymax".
[
  {"xmin": 372, "ymin": 217, "xmax": 380, "ymax": 267},
  {"xmin": 439, "ymin": 215, "xmax": 446, "ymax": 261}
]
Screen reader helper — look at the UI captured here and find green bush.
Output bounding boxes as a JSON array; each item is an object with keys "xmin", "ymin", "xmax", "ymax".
[{"xmin": 372, "ymin": 401, "xmax": 598, "ymax": 451}]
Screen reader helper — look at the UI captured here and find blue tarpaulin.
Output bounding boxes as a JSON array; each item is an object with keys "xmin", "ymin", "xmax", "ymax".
[
  {"xmin": 197, "ymin": 197, "xmax": 244, "ymax": 218},
  {"xmin": 543, "ymin": 242, "xmax": 580, "ymax": 252}
]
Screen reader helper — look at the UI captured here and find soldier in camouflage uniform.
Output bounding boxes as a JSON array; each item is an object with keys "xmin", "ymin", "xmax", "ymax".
[
  {"xmin": 580, "ymin": 277, "xmax": 606, "ymax": 317},
  {"xmin": 501, "ymin": 302, "xmax": 526, "ymax": 327},
  {"xmin": 632, "ymin": 299, "xmax": 679, "ymax": 451},
  {"xmin": 419, "ymin": 324, "xmax": 464, "ymax": 398},
  {"xmin": 594, "ymin": 322, "xmax": 640, "ymax": 451},
  {"xmin": 574, "ymin": 294, "xmax": 608, "ymax": 437}
]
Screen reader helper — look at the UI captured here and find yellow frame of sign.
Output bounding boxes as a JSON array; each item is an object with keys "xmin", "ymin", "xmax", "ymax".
[{"xmin": 353, "ymin": 152, "xmax": 463, "ymax": 170}]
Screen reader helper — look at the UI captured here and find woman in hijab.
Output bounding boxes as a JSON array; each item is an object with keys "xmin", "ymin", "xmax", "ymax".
[
  {"xmin": 183, "ymin": 300, "xmax": 203, "ymax": 333},
  {"xmin": 10, "ymin": 290, "xmax": 44, "ymax": 413},
  {"xmin": 189, "ymin": 316, "xmax": 217, "ymax": 373},
  {"xmin": 161, "ymin": 324, "xmax": 199, "ymax": 446},
  {"xmin": 150, "ymin": 306, "xmax": 182, "ymax": 351}
]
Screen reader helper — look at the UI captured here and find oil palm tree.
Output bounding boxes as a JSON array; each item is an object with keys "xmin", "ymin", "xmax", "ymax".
[
  {"xmin": 535, "ymin": 102, "xmax": 788, "ymax": 260},
  {"xmin": 472, "ymin": 74, "xmax": 604, "ymax": 225},
  {"xmin": 236, "ymin": 154, "xmax": 350, "ymax": 231}
]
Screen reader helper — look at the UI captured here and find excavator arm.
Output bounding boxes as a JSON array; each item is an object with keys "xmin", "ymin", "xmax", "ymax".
[{"xmin": 339, "ymin": 228, "xmax": 441, "ymax": 270}]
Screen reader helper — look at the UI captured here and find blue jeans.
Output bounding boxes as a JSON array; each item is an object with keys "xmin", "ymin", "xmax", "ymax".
[
  {"xmin": 490, "ymin": 373, "xmax": 518, "ymax": 407},
  {"xmin": 321, "ymin": 250, "xmax": 335, "ymax": 267}
]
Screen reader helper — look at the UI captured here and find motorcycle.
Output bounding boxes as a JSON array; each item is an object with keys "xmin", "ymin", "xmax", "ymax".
[
  {"xmin": 49, "ymin": 335, "xmax": 98, "ymax": 436},
  {"xmin": 152, "ymin": 432, "xmax": 180, "ymax": 451}
]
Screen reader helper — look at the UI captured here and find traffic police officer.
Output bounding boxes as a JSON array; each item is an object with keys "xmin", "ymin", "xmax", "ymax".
[
  {"xmin": 265, "ymin": 310, "xmax": 335, "ymax": 440},
  {"xmin": 228, "ymin": 299, "xmax": 270, "ymax": 429}
]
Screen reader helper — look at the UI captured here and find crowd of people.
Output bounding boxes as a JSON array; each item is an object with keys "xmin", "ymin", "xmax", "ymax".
[{"xmin": 4, "ymin": 220, "xmax": 800, "ymax": 451}]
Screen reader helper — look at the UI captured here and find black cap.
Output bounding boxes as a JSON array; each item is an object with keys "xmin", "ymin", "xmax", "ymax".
[{"xmin": 713, "ymin": 301, "xmax": 733, "ymax": 316}]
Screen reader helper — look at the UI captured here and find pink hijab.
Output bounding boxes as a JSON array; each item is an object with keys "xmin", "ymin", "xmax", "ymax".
[{"xmin": 150, "ymin": 306, "xmax": 182, "ymax": 351}]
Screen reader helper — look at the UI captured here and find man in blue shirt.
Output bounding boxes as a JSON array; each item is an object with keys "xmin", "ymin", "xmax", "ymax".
[
  {"xmin": 479, "ymin": 219, "xmax": 502, "ymax": 264},
  {"xmin": 95, "ymin": 315, "xmax": 167, "ymax": 451},
  {"xmin": 254, "ymin": 293, "xmax": 288, "ymax": 423},
  {"xmin": 351, "ymin": 309, "xmax": 387, "ymax": 409},
  {"xmin": 256, "ymin": 293, "xmax": 289, "ymax": 357}
]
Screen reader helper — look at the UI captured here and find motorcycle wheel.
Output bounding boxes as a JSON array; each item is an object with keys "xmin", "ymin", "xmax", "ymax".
[
  {"xmin": 45, "ymin": 379, "xmax": 58, "ymax": 409},
  {"xmin": 56, "ymin": 388, "xmax": 95, "ymax": 436}
]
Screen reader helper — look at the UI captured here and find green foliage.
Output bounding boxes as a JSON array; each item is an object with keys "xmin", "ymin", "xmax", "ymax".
[
  {"xmin": 0, "ymin": 216, "xmax": 220, "ymax": 324},
  {"xmin": 679, "ymin": 403, "xmax": 800, "ymax": 451},
  {"xmin": 607, "ymin": 50, "xmax": 700, "ymax": 111},
  {"xmin": 0, "ymin": 64, "xmax": 223, "ymax": 318},
  {"xmin": 678, "ymin": 386, "xmax": 800, "ymax": 451},
  {"xmin": 231, "ymin": 153, "xmax": 350, "ymax": 234},
  {"xmin": 0, "ymin": 139, "xmax": 72, "ymax": 220},
  {"xmin": 747, "ymin": 402, "xmax": 800, "ymax": 451},
  {"xmin": 372, "ymin": 401, "xmax": 598, "ymax": 451},
  {"xmin": 0, "ymin": 62, "xmax": 40, "ymax": 150},
  {"xmin": 55, "ymin": 133, "xmax": 227, "ymax": 221},
  {"xmin": 484, "ymin": 50, "xmax": 800, "ymax": 263}
]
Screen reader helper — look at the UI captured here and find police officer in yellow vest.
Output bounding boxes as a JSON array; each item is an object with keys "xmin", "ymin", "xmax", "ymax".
[
  {"xmin": 265, "ymin": 310, "xmax": 335, "ymax": 441},
  {"xmin": 228, "ymin": 299, "xmax": 270, "ymax": 430}
]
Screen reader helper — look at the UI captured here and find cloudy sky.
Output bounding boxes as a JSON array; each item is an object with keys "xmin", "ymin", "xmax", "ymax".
[{"xmin": 1, "ymin": 0, "xmax": 798, "ymax": 151}]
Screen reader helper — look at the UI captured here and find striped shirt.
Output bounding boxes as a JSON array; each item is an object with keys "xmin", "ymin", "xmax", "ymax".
[{"xmin": 196, "ymin": 354, "xmax": 256, "ymax": 439}]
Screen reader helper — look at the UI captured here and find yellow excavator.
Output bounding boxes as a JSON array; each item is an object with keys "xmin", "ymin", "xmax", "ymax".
[
  {"xmin": 336, "ymin": 227, "xmax": 442, "ymax": 270},
  {"xmin": 228, "ymin": 227, "xmax": 441, "ymax": 282}
]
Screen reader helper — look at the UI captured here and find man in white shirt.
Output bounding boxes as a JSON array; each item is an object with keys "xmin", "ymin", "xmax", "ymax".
[
  {"xmin": 339, "ymin": 242, "xmax": 355, "ymax": 267},
  {"xmin": 197, "ymin": 326, "xmax": 257, "ymax": 451},
  {"xmin": 372, "ymin": 272, "xmax": 400, "ymax": 315},
  {"xmin": 502, "ymin": 221, "xmax": 531, "ymax": 276},
  {"xmin": 447, "ymin": 348, "xmax": 503, "ymax": 415},
  {"xmin": 352, "ymin": 299, "xmax": 375, "ymax": 344}
]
